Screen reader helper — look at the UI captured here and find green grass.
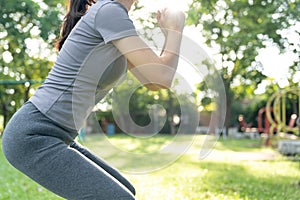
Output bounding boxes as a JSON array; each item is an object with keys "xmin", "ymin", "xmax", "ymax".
[
  {"xmin": 214, "ymin": 138, "xmax": 266, "ymax": 152},
  {"xmin": 1, "ymin": 134, "xmax": 300, "ymax": 200},
  {"xmin": 0, "ymin": 141, "xmax": 63, "ymax": 200}
]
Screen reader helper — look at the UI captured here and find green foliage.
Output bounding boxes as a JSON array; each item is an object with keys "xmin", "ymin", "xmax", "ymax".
[
  {"xmin": 0, "ymin": 0, "xmax": 65, "ymax": 129},
  {"xmin": 188, "ymin": 0, "xmax": 300, "ymax": 132},
  {"xmin": 96, "ymin": 74, "xmax": 197, "ymax": 134}
]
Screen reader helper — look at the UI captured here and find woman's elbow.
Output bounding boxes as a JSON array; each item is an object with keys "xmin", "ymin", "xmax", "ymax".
[
  {"xmin": 143, "ymin": 69, "xmax": 174, "ymax": 91},
  {"xmin": 144, "ymin": 80, "xmax": 172, "ymax": 91}
]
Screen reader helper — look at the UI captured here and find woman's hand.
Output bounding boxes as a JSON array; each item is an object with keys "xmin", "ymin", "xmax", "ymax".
[
  {"xmin": 112, "ymin": 8, "xmax": 185, "ymax": 91},
  {"xmin": 157, "ymin": 8, "xmax": 185, "ymax": 33}
]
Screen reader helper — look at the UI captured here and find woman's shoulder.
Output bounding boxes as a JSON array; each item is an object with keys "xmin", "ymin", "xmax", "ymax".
[
  {"xmin": 90, "ymin": 0, "xmax": 128, "ymax": 14},
  {"xmin": 83, "ymin": 0, "xmax": 129, "ymax": 24}
]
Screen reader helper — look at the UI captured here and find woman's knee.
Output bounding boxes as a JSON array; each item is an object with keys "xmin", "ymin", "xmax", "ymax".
[
  {"xmin": 2, "ymin": 130, "xmax": 34, "ymax": 170},
  {"xmin": 2, "ymin": 128, "xmax": 16, "ymax": 157}
]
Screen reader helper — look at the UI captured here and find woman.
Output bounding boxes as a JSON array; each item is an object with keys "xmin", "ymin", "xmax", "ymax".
[{"xmin": 2, "ymin": 0, "xmax": 185, "ymax": 199}]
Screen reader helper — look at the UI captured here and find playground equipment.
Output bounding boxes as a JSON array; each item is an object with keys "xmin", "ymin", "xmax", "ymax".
[
  {"xmin": 265, "ymin": 87, "xmax": 300, "ymax": 147},
  {"xmin": 265, "ymin": 87, "xmax": 300, "ymax": 136},
  {"xmin": 257, "ymin": 107, "xmax": 274, "ymax": 134}
]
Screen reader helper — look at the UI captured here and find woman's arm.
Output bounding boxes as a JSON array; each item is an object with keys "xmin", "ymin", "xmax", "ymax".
[
  {"xmin": 127, "ymin": 60, "xmax": 162, "ymax": 91},
  {"xmin": 112, "ymin": 9, "xmax": 185, "ymax": 91}
]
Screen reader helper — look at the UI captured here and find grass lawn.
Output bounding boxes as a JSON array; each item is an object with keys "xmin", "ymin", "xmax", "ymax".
[{"xmin": 0, "ymin": 134, "xmax": 300, "ymax": 200}]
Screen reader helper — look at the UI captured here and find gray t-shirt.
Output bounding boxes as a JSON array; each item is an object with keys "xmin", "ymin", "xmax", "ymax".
[{"xmin": 29, "ymin": 0, "xmax": 137, "ymax": 131}]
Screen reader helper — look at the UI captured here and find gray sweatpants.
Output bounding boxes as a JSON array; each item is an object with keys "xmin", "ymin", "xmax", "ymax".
[{"xmin": 2, "ymin": 102, "xmax": 135, "ymax": 200}]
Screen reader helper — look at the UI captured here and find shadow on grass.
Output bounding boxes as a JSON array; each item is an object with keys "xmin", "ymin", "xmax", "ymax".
[
  {"xmin": 1, "ymin": 134, "xmax": 299, "ymax": 200},
  {"xmin": 84, "ymin": 134, "xmax": 300, "ymax": 199},
  {"xmin": 196, "ymin": 161, "xmax": 299, "ymax": 199},
  {"xmin": 84, "ymin": 133, "xmax": 190, "ymax": 173},
  {"xmin": 158, "ymin": 156, "xmax": 300, "ymax": 200}
]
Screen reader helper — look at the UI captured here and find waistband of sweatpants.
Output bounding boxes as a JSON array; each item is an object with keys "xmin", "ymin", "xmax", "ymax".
[{"xmin": 22, "ymin": 101, "xmax": 78, "ymax": 143}]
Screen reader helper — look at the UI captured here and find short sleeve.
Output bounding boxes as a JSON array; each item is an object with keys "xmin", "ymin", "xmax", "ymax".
[{"xmin": 95, "ymin": 2, "xmax": 137, "ymax": 43}]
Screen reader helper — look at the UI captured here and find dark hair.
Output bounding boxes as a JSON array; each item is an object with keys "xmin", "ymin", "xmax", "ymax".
[{"xmin": 55, "ymin": 0, "xmax": 96, "ymax": 51}]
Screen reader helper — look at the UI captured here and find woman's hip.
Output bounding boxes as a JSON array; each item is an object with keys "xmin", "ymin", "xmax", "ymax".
[{"xmin": 2, "ymin": 102, "xmax": 77, "ymax": 164}]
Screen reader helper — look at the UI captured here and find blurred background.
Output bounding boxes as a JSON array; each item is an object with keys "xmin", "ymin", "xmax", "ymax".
[
  {"xmin": 0, "ymin": 0, "xmax": 299, "ymax": 137},
  {"xmin": 1, "ymin": 1, "xmax": 300, "ymax": 200}
]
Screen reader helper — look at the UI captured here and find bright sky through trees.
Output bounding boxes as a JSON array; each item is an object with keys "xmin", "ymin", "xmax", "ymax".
[
  {"xmin": 3, "ymin": 0, "xmax": 298, "ymax": 92},
  {"xmin": 136, "ymin": 0, "xmax": 299, "ymax": 92}
]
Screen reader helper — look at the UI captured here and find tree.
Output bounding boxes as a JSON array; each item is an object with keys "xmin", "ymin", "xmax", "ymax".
[
  {"xmin": 0, "ymin": 0, "xmax": 64, "ymax": 130},
  {"xmin": 96, "ymin": 73, "xmax": 181, "ymax": 134},
  {"xmin": 94, "ymin": 72, "xmax": 199, "ymax": 135},
  {"xmin": 187, "ymin": 0, "xmax": 300, "ymax": 135}
]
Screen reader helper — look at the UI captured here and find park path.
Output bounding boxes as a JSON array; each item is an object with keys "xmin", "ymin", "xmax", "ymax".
[
  {"xmin": 161, "ymin": 138, "xmax": 281, "ymax": 162},
  {"xmin": 199, "ymin": 149, "xmax": 280, "ymax": 161}
]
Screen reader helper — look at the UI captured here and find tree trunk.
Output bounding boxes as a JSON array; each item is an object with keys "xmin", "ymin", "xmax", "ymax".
[
  {"xmin": 224, "ymin": 81, "xmax": 232, "ymax": 137},
  {"xmin": 2, "ymin": 103, "xmax": 8, "ymax": 130},
  {"xmin": 25, "ymin": 85, "xmax": 31, "ymax": 102},
  {"xmin": 224, "ymin": 96, "xmax": 232, "ymax": 137},
  {"xmin": 167, "ymin": 90, "xmax": 176, "ymax": 135}
]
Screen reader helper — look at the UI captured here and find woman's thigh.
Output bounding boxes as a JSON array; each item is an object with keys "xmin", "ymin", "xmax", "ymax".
[
  {"xmin": 2, "ymin": 103, "xmax": 135, "ymax": 200},
  {"xmin": 70, "ymin": 142, "xmax": 136, "ymax": 196},
  {"xmin": 3, "ymin": 133, "xmax": 135, "ymax": 200}
]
